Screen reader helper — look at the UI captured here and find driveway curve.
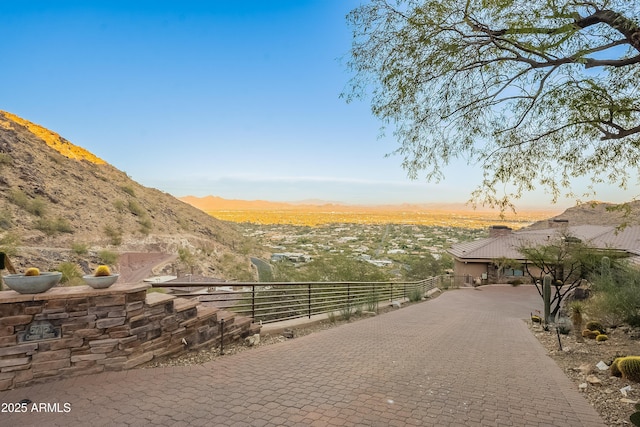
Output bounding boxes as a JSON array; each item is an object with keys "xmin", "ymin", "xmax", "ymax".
[{"xmin": 0, "ymin": 285, "xmax": 605, "ymax": 426}]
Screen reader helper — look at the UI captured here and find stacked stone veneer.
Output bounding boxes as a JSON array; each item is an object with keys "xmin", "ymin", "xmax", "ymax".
[{"xmin": 0, "ymin": 283, "xmax": 260, "ymax": 390}]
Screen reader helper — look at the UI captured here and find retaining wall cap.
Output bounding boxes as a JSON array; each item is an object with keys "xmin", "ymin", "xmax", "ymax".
[{"xmin": 0, "ymin": 283, "xmax": 150, "ymax": 304}]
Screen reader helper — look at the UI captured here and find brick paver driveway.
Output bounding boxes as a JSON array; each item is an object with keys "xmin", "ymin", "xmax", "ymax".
[{"xmin": 0, "ymin": 285, "xmax": 605, "ymax": 426}]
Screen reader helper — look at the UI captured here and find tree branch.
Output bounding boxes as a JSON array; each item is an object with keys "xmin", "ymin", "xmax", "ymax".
[
  {"xmin": 585, "ymin": 54, "xmax": 640, "ymax": 68},
  {"xmin": 576, "ymin": 10, "xmax": 640, "ymax": 52}
]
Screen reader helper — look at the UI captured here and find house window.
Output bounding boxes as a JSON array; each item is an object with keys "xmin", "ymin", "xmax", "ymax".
[{"xmin": 504, "ymin": 268, "xmax": 523, "ymax": 276}]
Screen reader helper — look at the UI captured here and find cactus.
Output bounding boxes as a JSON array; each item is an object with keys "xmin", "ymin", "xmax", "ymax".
[
  {"xmin": 543, "ymin": 275, "xmax": 552, "ymax": 324},
  {"xmin": 631, "ymin": 403, "xmax": 640, "ymax": 426},
  {"xmin": 611, "ymin": 358, "xmax": 623, "ymax": 377},
  {"xmin": 24, "ymin": 267, "xmax": 40, "ymax": 276},
  {"xmin": 582, "ymin": 329, "xmax": 600, "ymax": 339},
  {"xmin": 618, "ymin": 356, "xmax": 640, "ymax": 383},
  {"xmin": 595, "ymin": 334, "xmax": 608, "ymax": 342},
  {"xmin": 94, "ymin": 265, "xmax": 111, "ymax": 277},
  {"xmin": 585, "ymin": 321, "xmax": 605, "ymax": 333}
]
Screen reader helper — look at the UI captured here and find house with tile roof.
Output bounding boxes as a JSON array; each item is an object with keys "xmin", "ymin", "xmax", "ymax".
[{"xmin": 447, "ymin": 221, "xmax": 640, "ymax": 286}]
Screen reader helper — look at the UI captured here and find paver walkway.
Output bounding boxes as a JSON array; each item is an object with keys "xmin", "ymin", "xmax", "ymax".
[{"xmin": 0, "ymin": 285, "xmax": 606, "ymax": 426}]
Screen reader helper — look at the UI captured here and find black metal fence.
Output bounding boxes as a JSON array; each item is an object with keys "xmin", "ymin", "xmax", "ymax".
[{"xmin": 151, "ymin": 275, "xmax": 457, "ymax": 324}]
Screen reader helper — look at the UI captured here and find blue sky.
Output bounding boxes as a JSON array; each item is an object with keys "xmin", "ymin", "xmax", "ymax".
[{"xmin": 1, "ymin": 1, "xmax": 635, "ymax": 209}]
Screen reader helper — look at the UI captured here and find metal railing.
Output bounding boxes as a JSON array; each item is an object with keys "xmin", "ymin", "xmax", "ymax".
[{"xmin": 151, "ymin": 275, "xmax": 457, "ymax": 324}]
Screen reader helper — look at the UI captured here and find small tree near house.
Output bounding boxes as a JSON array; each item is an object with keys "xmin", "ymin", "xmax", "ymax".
[{"xmin": 518, "ymin": 233, "xmax": 617, "ymax": 322}]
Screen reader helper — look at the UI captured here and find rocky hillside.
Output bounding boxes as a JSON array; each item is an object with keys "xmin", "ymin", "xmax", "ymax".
[
  {"xmin": 527, "ymin": 200, "xmax": 640, "ymax": 229},
  {"xmin": 0, "ymin": 111, "xmax": 258, "ymax": 281}
]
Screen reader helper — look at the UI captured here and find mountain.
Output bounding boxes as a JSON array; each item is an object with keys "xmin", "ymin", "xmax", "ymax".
[
  {"xmin": 179, "ymin": 195, "xmax": 541, "ymax": 213},
  {"xmin": 527, "ymin": 201, "xmax": 640, "ymax": 229},
  {"xmin": 180, "ymin": 195, "xmax": 562, "ymax": 218},
  {"xmin": 179, "ymin": 195, "xmax": 302, "ymax": 211},
  {"xmin": 0, "ymin": 111, "xmax": 257, "ymax": 280}
]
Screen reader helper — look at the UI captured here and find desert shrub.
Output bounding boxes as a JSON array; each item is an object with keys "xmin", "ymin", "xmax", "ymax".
[
  {"xmin": 240, "ymin": 239, "xmax": 255, "ymax": 255},
  {"xmin": 177, "ymin": 218, "xmax": 189, "ymax": 231},
  {"xmin": 0, "ymin": 153, "xmax": 12, "ymax": 166},
  {"xmin": 0, "ymin": 209, "xmax": 12, "ymax": 230},
  {"xmin": 98, "ymin": 250, "xmax": 119, "ymax": 265},
  {"xmin": 138, "ymin": 217, "xmax": 152, "ymax": 235},
  {"xmin": 55, "ymin": 218, "xmax": 73, "ymax": 233},
  {"xmin": 103, "ymin": 225, "xmax": 122, "ymax": 246},
  {"xmin": 36, "ymin": 219, "xmax": 55, "ymax": 235},
  {"xmin": 120, "ymin": 185, "xmax": 135, "ymax": 196},
  {"xmin": 508, "ymin": 279, "xmax": 523, "ymax": 286},
  {"xmin": 586, "ymin": 264, "xmax": 640, "ymax": 327},
  {"xmin": 353, "ymin": 303, "xmax": 363, "ymax": 316},
  {"xmin": 365, "ymin": 290, "xmax": 379, "ymax": 313},
  {"xmin": 327, "ymin": 311, "xmax": 337, "ymax": 323},
  {"xmin": 408, "ymin": 287, "xmax": 423, "ymax": 302},
  {"xmin": 127, "ymin": 200, "xmax": 145, "ymax": 217},
  {"xmin": 28, "ymin": 196, "xmax": 47, "ymax": 217},
  {"xmin": 113, "ymin": 200, "xmax": 126, "ymax": 213},
  {"xmin": 8, "ymin": 189, "xmax": 29, "ymax": 210},
  {"xmin": 339, "ymin": 303, "xmax": 353, "ymax": 321},
  {"xmin": 272, "ymin": 255, "xmax": 392, "ymax": 283},
  {"xmin": 555, "ymin": 317, "xmax": 571, "ymax": 335},
  {"xmin": 219, "ymin": 252, "xmax": 255, "ymax": 281},
  {"xmin": 56, "ymin": 262, "xmax": 83, "ymax": 285},
  {"xmin": 71, "ymin": 242, "xmax": 89, "ymax": 255},
  {"xmin": 34, "ymin": 217, "xmax": 73, "ymax": 235},
  {"xmin": 178, "ymin": 247, "xmax": 195, "ymax": 268},
  {"xmin": 618, "ymin": 357, "xmax": 640, "ymax": 383},
  {"xmin": 400, "ymin": 252, "xmax": 451, "ymax": 280},
  {"xmin": 0, "ymin": 233, "xmax": 20, "ymax": 256},
  {"xmin": 8, "ymin": 190, "xmax": 47, "ymax": 216}
]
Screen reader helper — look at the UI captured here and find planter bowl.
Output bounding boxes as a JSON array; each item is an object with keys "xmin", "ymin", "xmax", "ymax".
[
  {"xmin": 83, "ymin": 274, "xmax": 119, "ymax": 289},
  {"xmin": 2, "ymin": 272, "xmax": 62, "ymax": 294}
]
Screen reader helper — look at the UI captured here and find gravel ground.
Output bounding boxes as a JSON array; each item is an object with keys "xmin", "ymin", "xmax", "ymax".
[{"xmin": 534, "ymin": 324, "xmax": 640, "ymax": 426}]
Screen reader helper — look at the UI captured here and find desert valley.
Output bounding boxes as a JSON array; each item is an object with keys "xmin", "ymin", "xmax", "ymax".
[{"xmin": 0, "ymin": 109, "xmax": 635, "ymax": 285}]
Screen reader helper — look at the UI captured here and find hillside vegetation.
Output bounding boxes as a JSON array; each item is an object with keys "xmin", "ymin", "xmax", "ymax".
[{"xmin": 0, "ymin": 111, "xmax": 257, "ymax": 280}]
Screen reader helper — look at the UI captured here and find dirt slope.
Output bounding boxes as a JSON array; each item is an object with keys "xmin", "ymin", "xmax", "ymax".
[{"xmin": 0, "ymin": 111, "xmax": 257, "ymax": 280}]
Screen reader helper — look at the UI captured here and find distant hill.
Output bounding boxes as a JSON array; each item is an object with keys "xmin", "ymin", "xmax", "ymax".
[
  {"xmin": 180, "ymin": 195, "xmax": 561, "ymax": 228},
  {"xmin": 527, "ymin": 201, "xmax": 640, "ymax": 229},
  {"xmin": 180, "ymin": 195, "xmax": 558, "ymax": 214},
  {"xmin": 0, "ymin": 111, "xmax": 257, "ymax": 280},
  {"xmin": 180, "ymin": 195, "xmax": 304, "ymax": 211}
]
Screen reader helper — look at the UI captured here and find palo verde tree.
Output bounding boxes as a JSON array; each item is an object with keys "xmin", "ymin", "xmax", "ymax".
[
  {"xmin": 344, "ymin": 1, "xmax": 640, "ymax": 210},
  {"xmin": 518, "ymin": 233, "xmax": 619, "ymax": 320}
]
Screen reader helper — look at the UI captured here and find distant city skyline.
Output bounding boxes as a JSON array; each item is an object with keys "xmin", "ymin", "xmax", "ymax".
[{"xmin": 2, "ymin": 1, "xmax": 637, "ymax": 211}]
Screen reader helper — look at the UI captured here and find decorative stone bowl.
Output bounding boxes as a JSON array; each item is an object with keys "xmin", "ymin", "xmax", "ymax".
[
  {"xmin": 2, "ymin": 272, "xmax": 62, "ymax": 294},
  {"xmin": 83, "ymin": 274, "xmax": 119, "ymax": 289}
]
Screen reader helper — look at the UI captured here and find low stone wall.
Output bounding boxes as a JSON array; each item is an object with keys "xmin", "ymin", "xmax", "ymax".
[{"xmin": 0, "ymin": 283, "xmax": 260, "ymax": 390}]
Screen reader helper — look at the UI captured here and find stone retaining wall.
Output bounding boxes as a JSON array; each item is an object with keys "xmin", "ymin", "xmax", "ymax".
[{"xmin": 0, "ymin": 283, "xmax": 260, "ymax": 390}]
